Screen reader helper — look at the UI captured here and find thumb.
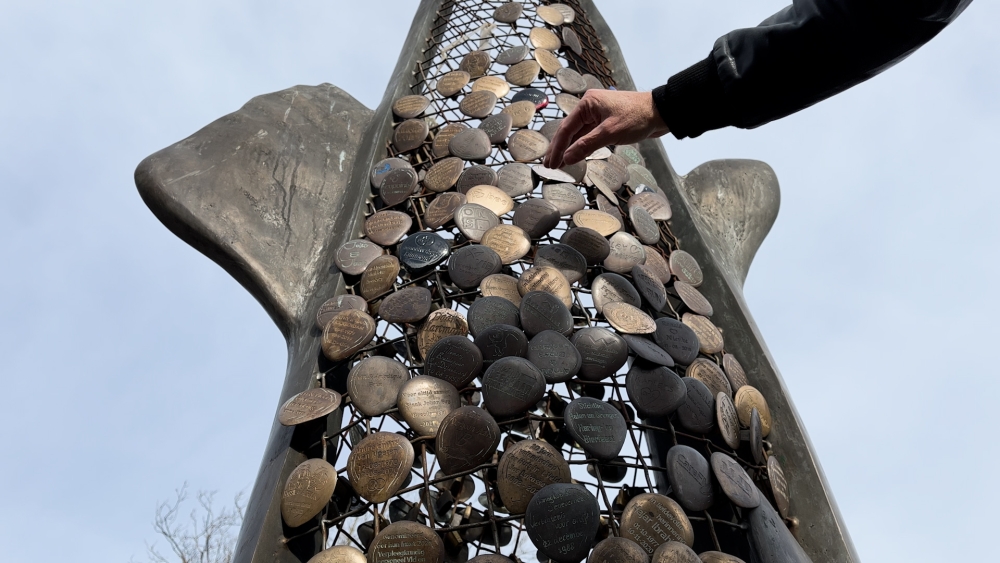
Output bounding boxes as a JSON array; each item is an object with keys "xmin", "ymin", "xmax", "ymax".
[{"xmin": 563, "ymin": 123, "xmax": 611, "ymax": 166}]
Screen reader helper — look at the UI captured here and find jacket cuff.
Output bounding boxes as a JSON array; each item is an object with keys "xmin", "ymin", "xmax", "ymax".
[{"xmin": 652, "ymin": 53, "xmax": 733, "ymax": 139}]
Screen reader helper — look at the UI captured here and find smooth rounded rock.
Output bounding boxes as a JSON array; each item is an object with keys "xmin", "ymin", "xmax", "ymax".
[
  {"xmin": 475, "ymin": 323, "xmax": 528, "ymax": 366},
  {"xmin": 398, "ymin": 232, "xmax": 450, "ymax": 272},
  {"xmin": 322, "ymin": 309, "xmax": 376, "ymax": 362},
  {"xmin": 571, "ymin": 327, "xmax": 629, "ymax": 381},
  {"xmin": 651, "ymin": 543, "xmax": 699, "ymax": 563},
  {"xmin": 588, "ymin": 537, "xmax": 649, "ymax": 563},
  {"xmin": 528, "ymin": 330, "xmax": 582, "ymax": 383},
  {"xmin": 482, "ymin": 356, "xmax": 546, "ymax": 417},
  {"xmin": 397, "ymin": 376, "xmax": 461, "ymax": 437},
  {"xmin": 425, "ymin": 335, "xmax": 483, "ymax": 389},
  {"xmin": 435, "ymin": 406, "xmax": 501, "ymax": 475},
  {"xmin": 710, "ymin": 452, "xmax": 760, "ymax": 508},
  {"xmin": 279, "ymin": 388, "xmax": 342, "ymax": 426},
  {"xmin": 563, "ymin": 397, "xmax": 628, "ymax": 460},
  {"xmin": 281, "ymin": 458, "xmax": 337, "ymax": 527},
  {"xmin": 467, "ymin": 296, "xmax": 521, "ymax": 337},
  {"xmin": 369, "ymin": 521, "xmax": 444, "ymax": 563},
  {"xmin": 347, "ymin": 356, "xmax": 410, "ymax": 417},
  {"xmin": 590, "ymin": 273, "xmax": 641, "ymax": 314},
  {"xmin": 677, "ymin": 378, "xmax": 715, "ymax": 434},
  {"xmin": 520, "ymin": 291, "xmax": 573, "ymax": 337},
  {"xmin": 653, "ymin": 317, "xmax": 700, "ymax": 365},
  {"xmin": 666, "ymin": 445, "xmax": 714, "ymax": 512},
  {"xmin": 525, "ymin": 484, "xmax": 599, "ymax": 563},
  {"xmin": 535, "ymin": 244, "xmax": 588, "ymax": 284},
  {"xmin": 346, "ymin": 432, "xmax": 414, "ymax": 503},
  {"xmin": 448, "ymin": 245, "xmax": 502, "ymax": 289},
  {"xmin": 497, "ymin": 439, "xmax": 572, "ymax": 515},
  {"xmin": 625, "ymin": 363, "xmax": 686, "ymax": 418},
  {"xmin": 620, "ymin": 494, "xmax": 694, "ymax": 553}
]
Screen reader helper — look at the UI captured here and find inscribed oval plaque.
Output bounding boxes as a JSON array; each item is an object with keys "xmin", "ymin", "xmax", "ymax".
[
  {"xmin": 497, "ymin": 44, "xmax": 530, "ymax": 65},
  {"xmin": 279, "ymin": 388, "xmax": 342, "ymax": 426},
  {"xmin": 393, "ymin": 118, "xmax": 429, "ymax": 153},
  {"xmin": 398, "ymin": 232, "xmax": 451, "ymax": 272},
  {"xmin": 502, "ymin": 99, "xmax": 538, "ymax": 128},
  {"xmin": 653, "ymin": 317, "xmax": 700, "ymax": 365},
  {"xmin": 520, "ymin": 290, "xmax": 573, "ymax": 337},
  {"xmin": 370, "ymin": 157, "xmax": 412, "ymax": 190},
  {"xmin": 423, "ymin": 157, "xmax": 464, "ymax": 193},
  {"xmin": 542, "ymin": 183, "xmax": 586, "ymax": 215},
  {"xmin": 455, "ymin": 203, "xmax": 499, "ymax": 243},
  {"xmin": 380, "ymin": 168, "xmax": 418, "ymax": 207},
  {"xmin": 424, "ymin": 192, "xmax": 466, "ymax": 229},
  {"xmin": 686, "ymin": 358, "xmax": 732, "ymax": 399},
  {"xmin": 535, "ymin": 244, "xmax": 587, "ymax": 284},
  {"xmin": 620, "ymin": 494, "xmax": 694, "ymax": 553},
  {"xmin": 603, "ymin": 301, "xmax": 656, "ymax": 334},
  {"xmin": 715, "ymin": 392, "xmax": 741, "ymax": 450},
  {"xmin": 437, "ymin": 70, "xmax": 471, "ymax": 98},
  {"xmin": 347, "ymin": 432, "xmax": 414, "ymax": 504},
  {"xmin": 564, "ymin": 397, "xmax": 627, "ymax": 460},
  {"xmin": 449, "ymin": 245, "xmax": 503, "ymax": 290},
  {"xmin": 475, "ymin": 324, "xmax": 528, "ymax": 366},
  {"xmin": 467, "ymin": 185, "xmax": 514, "ymax": 215},
  {"xmin": 508, "ymin": 129, "xmax": 550, "ymax": 162},
  {"xmin": 459, "ymin": 90, "xmax": 498, "ymax": 119},
  {"xmin": 630, "ymin": 205, "xmax": 660, "ymax": 245},
  {"xmin": 379, "ymin": 286, "xmax": 432, "ymax": 324},
  {"xmin": 346, "ymin": 356, "xmax": 409, "ymax": 417},
  {"xmin": 496, "ymin": 162, "xmax": 536, "ymax": 197},
  {"xmin": 735, "ymin": 386, "xmax": 772, "ymax": 437},
  {"xmin": 604, "ymin": 232, "xmax": 645, "ymax": 274},
  {"xmin": 481, "ymin": 224, "xmax": 531, "ymax": 263},
  {"xmin": 513, "ymin": 198, "xmax": 561, "ymax": 238},
  {"xmin": 518, "ymin": 266, "xmax": 573, "ymax": 308},
  {"xmin": 397, "ymin": 375, "xmax": 461, "ymax": 437},
  {"xmin": 480, "ymin": 273, "xmax": 522, "ymax": 306},
  {"xmin": 281, "ymin": 458, "xmax": 337, "ymax": 527},
  {"xmin": 493, "ymin": 2, "xmax": 523, "ymax": 24},
  {"xmin": 632, "ymin": 263, "xmax": 667, "ymax": 312},
  {"xmin": 506, "ymin": 60, "xmax": 541, "ymax": 87},
  {"xmin": 710, "ymin": 452, "xmax": 759, "ymax": 508},
  {"xmin": 628, "ymin": 191, "xmax": 672, "ymax": 222},
  {"xmin": 529, "ymin": 27, "xmax": 561, "ymax": 50},
  {"xmin": 682, "ymin": 313, "xmax": 724, "ymax": 355},
  {"xmin": 669, "ymin": 250, "xmax": 703, "ymax": 286},
  {"xmin": 316, "ymin": 294, "xmax": 368, "ymax": 330},
  {"xmin": 525, "ymin": 484, "xmax": 599, "ymax": 563},
  {"xmin": 534, "ymin": 48, "xmax": 563, "ymax": 76},
  {"xmin": 528, "ymin": 329, "xmax": 582, "ymax": 383},
  {"xmin": 365, "ymin": 212, "xmax": 411, "ymax": 249},
  {"xmin": 573, "ymin": 209, "xmax": 621, "ymax": 236},
  {"xmin": 449, "ymin": 128, "xmax": 492, "ymax": 161},
  {"xmin": 750, "ymin": 408, "xmax": 765, "ymax": 465},
  {"xmin": 416, "ymin": 308, "xmax": 468, "ymax": 358},
  {"xmin": 590, "ymin": 273, "xmax": 640, "ymax": 313},
  {"xmin": 642, "ymin": 248, "xmax": 673, "ymax": 284},
  {"xmin": 435, "ymin": 406, "xmax": 501, "ymax": 475},
  {"xmin": 497, "ymin": 439, "xmax": 572, "ymax": 514},
  {"xmin": 650, "ymin": 542, "xmax": 699, "ymax": 563},
  {"xmin": 392, "ymin": 95, "xmax": 430, "ymax": 119},
  {"xmin": 458, "ymin": 164, "xmax": 499, "ymax": 192},
  {"xmin": 536, "ymin": 5, "xmax": 565, "ymax": 25},
  {"xmin": 322, "ymin": 309, "xmax": 376, "ymax": 361},
  {"xmin": 433, "ymin": 122, "xmax": 467, "ymax": 157},
  {"xmin": 459, "ymin": 50, "xmax": 492, "ymax": 78},
  {"xmin": 369, "ymin": 521, "xmax": 444, "ymax": 563},
  {"xmin": 482, "ymin": 356, "xmax": 546, "ymax": 417},
  {"xmin": 556, "ymin": 67, "xmax": 588, "ymax": 94},
  {"xmin": 623, "ymin": 335, "xmax": 676, "ymax": 367},
  {"xmin": 747, "ymin": 496, "xmax": 811, "ymax": 562},
  {"xmin": 335, "ymin": 239, "xmax": 384, "ymax": 276},
  {"xmin": 677, "ymin": 378, "xmax": 715, "ymax": 434},
  {"xmin": 479, "ymin": 112, "xmax": 514, "ymax": 143},
  {"xmin": 468, "ymin": 295, "xmax": 521, "ymax": 336},
  {"xmin": 767, "ymin": 455, "xmax": 791, "ymax": 519},
  {"xmin": 625, "ymin": 363, "xmax": 685, "ymax": 418},
  {"xmin": 666, "ymin": 445, "xmax": 714, "ymax": 512},
  {"xmin": 561, "ymin": 227, "xmax": 611, "ymax": 265},
  {"xmin": 425, "ymin": 335, "xmax": 483, "ymax": 389},
  {"xmin": 562, "ymin": 27, "xmax": 583, "ymax": 56},
  {"xmin": 674, "ymin": 281, "xmax": 713, "ymax": 317},
  {"xmin": 722, "ymin": 354, "xmax": 749, "ymax": 393}
]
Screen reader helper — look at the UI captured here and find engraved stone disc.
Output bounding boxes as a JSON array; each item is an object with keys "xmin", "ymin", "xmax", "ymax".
[
  {"xmin": 448, "ymin": 245, "xmax": 503, "ymax": 289},
  {"xmin": 722, "ymin": 353, "xmax": 749, "ymax": 392},
  {"xmin": 435, "ymin": 406, "xmax": 501, "ymax": 475},
  {"xmin": 573, "ymin": 209, "xmax": 621, "ymax": 236},
  {"xmin": 650, "ymin": 542, "xmax": 699, "ymax": 563},
  {"xmin": 467, "ymin": 185, "xmax": 515, "ymax": 215},
  {"xmin": 552, "ymin": 3, "xmax": 576, "ymax": 22},
  {"xmin": 589, "ymin": 537, "xmax": 649, "ymax": 563},
  {"xmin": 604, "ymin": 232, "xmax": 645, "ymax": 274},
  {"xmin": 518, "ymin": 266, "xmax": 573, "ymax": 308},
  {"xmin": 449, "ymin": 128, "xmax": 492, "ymax": 160},
  {"xmin": 630, "ymin": 205, "xmax": 660, "ymax": 245},
  {"xmin": 536, "ymin": 5, "xmax": 565, "ymax": 25},
  {"xmin": 626, "ymin": 164, "xmax": 658, "ymax": 191},
  {"xmin": 520, "ymin": 290, "xmax": 573, "ymax": 337},
  {"xmin": 698, "ymin": 552, "xmax": 746, "ymax": 563},
  {"xmin": 346, "ymin": 432, "xmax": 414, "ymax": 503},
  {"xmin": 682, "ymin": 313, "xmax": 724, "ymax": 355},
  {"xmin": 417, "ymin": 308, "xmax": 468, "ymax": 358},
  {"xmin": 535, "ymin": 244, "xmax": 587, "ymax": 284},
  {"xmin": 715, "ymin": 392, "xmax": 741, "ymax": 450},
  {"xmin": 595, "ymin": 193, "xmax": 623, "ymax": 225},
  {"xmin": 525, "ymin": 483, "xmax": 599, "ymax": 563},
  {"xmin": 437, "ymin": 70, "xmax": 471, "ymax": 98},
  {"xmin": 380, "ymin": 167, "xmax": 418, "ymax": 207},
  {"xmin": 281, "ymin": 458, "xmax": 337, "ymax": 527},
  {"xmin": 497, "ymin": 439, "xmax": 572, "ymax": 514},
  {"xmin": 556, "ymin": 67, "xmax": 588, "ymax": 94},
  {"xmin": 562, "ymin": 27, "xmax": 583, "ymax": 56},
  {"xmin": 508, "ymin": 129, "xmax": 550, "ymax": 162},
  {"xmin": 653, "ymin": 317, "xmax": 700, "ymax": 365},
  {"xmin": 371, "ymin": 157, "xmax": 412, "ymax": 190},
  {"xmin": 480, "ymin": 112, "xmax": 514, "ymax": 143},
  {"xmin": 459, "ymin": 50, "xmax": 492, "ymax": 78},
  {"xmin": 564, "ymin": 397, "xmax": 627, "ymax": 459},
  {"xmin": 379, "ymin": 286, "xmax": 432, "ymax": 324},
  {"xmin": 502, "ymin": 100, "xmax": 538, "ymax": 127},
  {"xmin": 666, "ymin": 445, "xmax": 714, "ymax": 512},
  {"xmin": 767, "ymin": 455, "xmax": 791, "ymax": 519},
  {"xmin": 455, "ymin": 203, "xmax": 499, "ymax": 242},
  {"xmin": 555, "ymin": 92, "xmax": 581, "ymax": 115},
  {"xmin": 603, "ymin": 301, "xmax": 656, "ymax": 334},
  {"xmin": 480, "ymin": 273, "xmax": 522, "ymax": 306},
  {"xmin": 369, "ymin": 521, "xmax": 444, "ymax": 563},
  {"xmin": 625, "ymin": 363, "xmax": 685, "ymax": 418},
  {"xmin": 481, "ymin": 224, "xmax": 531, "ymax": 263},
  {"xmin": 346, "ymin": 356, "xmax": 409, "ymax": 417},
  {"xmin": 397, "ymin": 375, "xmax": 461, "ymax": 437},
  {"xmin": 497, "ymin": 162, "xmax": 537, "ymax": 197},
  {"xmin": 458, "ymin": 164, "xmax": 499, "ymax": 192},
  {"xmin": 628, "ymin": 191, "xmax": 672, "ymax": 222},
  {"xmin": 529, "ymin": 27, "xmax": 562, "ymax": 50},
  {"xmin": 623, "ymin": 335, "xmax": 676, "ymax": 367},
  {"xmin": 513, "ymin": 198, "xmax": 561, "ymax": 238},
  {"xmin": 365, "ymin": 210, "xmax": 412, "ymax": 246},
  {"xmin": 674, "ymin": 281, "xmax": 713, "ymax": 317},
  {"xmin": 493, "ymin": 2, "xmax": 523, "ymax": 24},
  {"xmin": 459, "ymin": 90, "xmax": 498, "ymax": 118},
  {"xmin": 425, "ymin": 335, "xmax": 483, "ymax": 389},
  {"xmin": 669, "ymin": 250, "xmax": 703, "ymax": 287},
  {"xmin": 512, "ymin": 88, "xmax": 549, "ymax": 108},
  {"xmin": 686, "ymin": 358, "xmax": 732, "ymax": 399},
  {"xmin": 542, "ymin": 183, "xmax": 586, "ymax": 215},
  {"xmin": 398, "ymin": 232, "xmax": 451, "ymax": 272},
  {"xmin": 475, "ymin": 324, "xmax": 529, "ymax": 365},
  {"xmin": 423, "ymin": 157, "xmax": 464, "ymax": 193},
  {"xmin": 306, "ymin": 545, "xmax": 367, "ymax": 563},
  {"xmin": 642, "ymin": 248, "xmax": 673, "ymax": 284},
  {"xmin": 632, "ymin": 264, "xmax": 667, "ymax": 312},
  {"xmin": 467, "ymin": 296, "xmax": 521, "ymax": 336},
  {"xmin": 735, "ymin": 386, "xmax": 772, "ymax": 437},
  {"xmin": 528, "ymin": 330, "xmax": 582, "ymax": 383},
  {"xmin": 586, "ymin": 160, "xmax": 623, "ymax": 200},
  {"xmin": 615, "ymin": 144, "xmax": 645, "ymax": 166},
  {"xmin": 394, "ymin": 118, "xmax": 429, "ymax": 153},
  {"xmin": 322, "ymin": 309, "xmax": 376, "ymax": 361},
  {"xmin": 424, "ymin": 192, "xmax": 466, "ymax": 229},
  {"xmin": 497, "ymin": 44, "xmax": 530, "ymax": 65},
  {"xmin": 279, "ymin": 388, "xmax": 342, "ymax": 426},
  {"xmin": 316, "ymin": 294, "xmax": 368, "ymax": 329},
  {"xmin": 392, "ymin": 95, "xmax": 431, "ymax": 119},
  {"xmin": 506, "ymin": 60, "xmax": 541, "ymax": 87},
  {"xmin": 534, "ymin": 48, "xmax": 562, "ymax": 75},
  {"xmin": 561, "ymin": 227, "xmax": 611, "ymax": 265},
  {"xmin": 336, "ymin": 239, "xmax": 384, "ymax": 276},
  {"xmin": 620, "ymin": 494, "xmax": 695, "ymax": 552},
  {"xmin": 533, "ymin": 164, "xmax": 576, "ymax": 183},
  {"xmin": 482, "ymin": 356, "xmax": 546, "ymax": 417},
  {"xmin": 748, "ymin": 496, "xmax": 811, "ymax": 562},
  {"xmin": 433, "ymin": 122, "xmax": 467, "ymax": 157},
  {"xmin": 710, "ymin": 452, "xmax": 760, "ymax": 508},
  {"xmin": 676, "ymin": 377, "xmax": 715, "ymax": 434},
  {"xmin": 591, "ymin": 273, "xmax": 641, "ymax": 313},
  {"xmin": 750, "ymin": 407, "xmax": 765, "ymax": 465}
]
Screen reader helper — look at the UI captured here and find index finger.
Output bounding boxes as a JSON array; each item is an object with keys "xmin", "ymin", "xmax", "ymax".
[{"xmin": 544, "ymin": 96, "xmax": 597, "ymax": 169}]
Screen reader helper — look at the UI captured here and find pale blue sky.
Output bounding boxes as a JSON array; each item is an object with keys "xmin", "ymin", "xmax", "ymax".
[{"xmin": 0, "ymin": 1, "xmax": 995, "ymax": 561}]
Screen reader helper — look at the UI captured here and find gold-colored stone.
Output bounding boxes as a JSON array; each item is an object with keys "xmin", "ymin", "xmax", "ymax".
[
  {"xmin": 472, "ymin": 75, "xmax": 510, "ymax": 98},
  {"xmin": 278, "ymin": 388, "xmax": 342, "ymax": 426},
  {"xmin": 346, "ymin": 355, "xmax": 410, "ymax": 417},
  {"xmin": 698, "ymin": 552, "xmax": 746, "ymax": 563},
  {"xmin": 602, "ymin": 301, "xmax": 656, "ymax": 334},
  {"xmin": 397, "ymin": 375, "xmax": 461, "ymax": 437},
  {"xmin": 459, "ymin": 90, "xmax": 498, "ymax": 119},
  {"xmin": 651, "ymin": 542, "xmax": 700, "ymax": 563},
  {"xmin": 481, "ymin": 224, "xmax": 531, "ymax": 264},
  {"xmin": 281, "ymin": 458, "xmax": 337, "ymax": 527},
  {"xmin": 716, "ymin": 392, "xmax": 740, "ymax": 449},
  {"xmin": 306, "ymin": 545, "xmax": 367, "ymax": 563},
  {"xmin": 502, "ymin": 100, "xmax": 537, "ymax": 127},
  {"xmin": 589, "ymin": 538, "xmax": 650, "ymax": 563},
  {"xmin": 321, "ymin": 309, "xmax": 376, "ymax": 361},
  {"xmin": 674, "ymin": 281, "xmax": 714, "ymax": 317},
  {"xmin": 437, "ymin": 70, "xmax": 471, "ymax": 97},
  {"xmin": 669, "ymin": 250, "xmax": 703, "ymax": 286},
  {"xmin": 604, "ymin": 232, "xmax": 646, "ymax": 274},
  {"xmin": 364, "ymin": 210, "xmax": 412, "ymax": 246},
  {"xmin": 393, "ymin": 119, "xmax": 429, "ymax": 153},
  {"xmin": 459, "ymin": 50, "xmax": 492, "ymax": 78},
  {"xmin": 507, "ymin": 129, "xmax": 550, "ymax": 162},
  {"xmin": 424, "ymin": 192, "xmax": 467, "ymax": 229},
  {"xmin": 722, "ymin": 353, "xmax": 749, "ymax": 392},
  {"xmin": 555, "ymin": 92, "xmax": 580, "ymax": 115},
  {"xmin": 423, "ymin": 157, "xmax": 464, "ymax": 193},
  {"xmin": 392, "ymin": 95, "xmax": 431, "ymax": 119},
  {"xmin": 686, "ymin": 358, "xmax": 732, "ymax": 398},
  {"xmin": 572, "ymin": 209, "xmax": 621, "ymax": 236},
  {"xmin": 530, "ymin": 27, "xmax": 562, "ymax": 50},
  {"xmin": 432, "ymin": 123, "xmax": 467, "ymax": 158},
  {"xmin": 369, "ymin": 521, "xmax": 445, "ymax": 563},
  {"xmin": 642, "ymin": 246, "xmax": 673, "ymax": 283},
  {"xmin": 359, "ymin": 255, "xmax": 400, "ymax": 300},
  {"xmin": 496, "ymin": 439, "xmax": 572, "ymax": 514},
  {"xmin": 682, "ymin": 313, "xmax": 723, "ymax": 355},
  {"xmin": 346, "ymin": 432, "xmax": 414, "ymax": 503},
  {"xmin": 505, "ymin": 60, "xmax": 541, "ymax": 87},
  {"xmin": 480, "ymin": 273, "xmax": 522, "ymax": 306},
  {"xmin": 417, "ymin": 308, "xmax": 469, "ymax": 358},
  {"xmin": 586, "ymin": 159, "xmax": 623, "ymax": 200},
  {"xmin": 534, "ymin": 48, "xmax": 562, "ymax": 76},
  {"xmin": 735, "ymin": 386, "xmax": 772, "ymax": 437},
  {"xmin": 466, "ymin": 185, "xmax": 514, "ymax": 215},
  {"xmin": 536, "ymin": 5, "xmax": 565, "ymax": 25},
  {"xmin": 620, "ymin": 493, "xmax": 694, "ymax": 553},
  {"xmin": 518, "ymin": 266, "xmax": 573, "ymax": 308}
]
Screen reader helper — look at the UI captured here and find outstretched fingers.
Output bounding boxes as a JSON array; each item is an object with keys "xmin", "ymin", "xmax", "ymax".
[{"xmin": 544, "ymin": 95, "xmax": 601, "ymax": 169}]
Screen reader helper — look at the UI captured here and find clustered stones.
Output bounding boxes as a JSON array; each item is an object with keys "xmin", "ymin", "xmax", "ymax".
[{"xmin": 274, "ymin": 3, "xmax": 807, "ymax": 563}]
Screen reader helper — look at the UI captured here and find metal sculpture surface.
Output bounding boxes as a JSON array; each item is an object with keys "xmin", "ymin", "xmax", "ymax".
[{"xmin": 135, "ymin": 1, "xmax": 858, "ymax": 562}]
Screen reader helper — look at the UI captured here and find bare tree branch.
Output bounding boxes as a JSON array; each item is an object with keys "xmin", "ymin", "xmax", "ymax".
[{"xmin": 135, "ymin": 483, "xmax": 245, "ymax": 563}]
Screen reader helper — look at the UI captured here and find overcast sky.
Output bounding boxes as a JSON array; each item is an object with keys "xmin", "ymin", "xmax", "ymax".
[{"xmin": 0, "ymin": 1, "xmax": 995, "ymax": 561}]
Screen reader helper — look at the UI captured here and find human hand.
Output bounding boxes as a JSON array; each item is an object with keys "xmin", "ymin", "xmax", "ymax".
[{"xmin": 543, "ymin": 89, "xmax": 670, "ymax": 169}]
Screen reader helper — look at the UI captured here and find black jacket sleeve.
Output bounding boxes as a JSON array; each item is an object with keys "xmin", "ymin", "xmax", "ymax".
[{"xmin": 652, "ymin": 0, "xmax": 973, "ymax": 139}]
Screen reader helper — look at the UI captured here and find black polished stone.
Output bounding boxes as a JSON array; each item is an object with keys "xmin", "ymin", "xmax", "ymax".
[
  {"xmin": 467, "ymin": 296, "xmax": 521, "ymax": 337},
  {"xmin": 425, "ymin": 335, "xmax": 483, "ymax": 389},
  {"xmin": 749, "ymin": 498, "xmax": 814, "ymax": 562},
  {"xmin": 497, "ymin": 162, "xmax": 537, "ymax": 197},
  {"xmin": 525, "ymin": 483, "xmax": 600, "ymax": 563},
  {"xmin": 564, "ymin": 397, "xmax": 628, "ymax": 460},
  {"xmin": 448, "ymin": 245, "xmax": 503, "ymax": 289},
  {"xmin": 398, "ymin": 232, "xmax": 451, "ymax": 272},
  {"xmin": 520, "ymin": 291, "xmax": 573, "ymax": 337},
  {"xmin": 665, "ymin": 445, "xmax": 714, "ymax": 512},
  {"xmin": 571, "ymin": 327, "xmax": 629, "ymax": 381},
  {"xmin": 535, "ymin": 244, "xmax": 587, "ymax": 284},
  {"xmin": 631, "ymin": 264, "xmax": 667, "ymax": 312},
  {"xmin": 474, "ymin": 324, "xmax": 528, "ymax": 366},
  {"xmin": 513, "ymin": 198, "xmax": 561, "ymax": 239},
  {"xmin": 622, "ymin": 335, "xmax": 675, "ymax": 367},
  {"xmin": 511, "ymin": 88, "xmax": 549, "ymax": 109},
  {"xmin": 653, "ymin": 317, "xmax": 700, "ymax": 365},
  {"xmin": 625, "ymin": 362, "xmax": 685, "ymax": 418},
  {"xmin": 527, "ymin": 330, "xmax": 582, "ymax": 383},
  {"xmin": 676, "ymin": 378, "xmax": 715, "ymax": 434},
  {"xmin": 560, "ymin": 227, "xmax": 611, "ymax": 265},
  {"xmin": 436, "ymin": 406, "xmax": 501, "ymax": 475},
  {"xmin": 482, "ymin": 356, "xmax": 546, "ymax": 418}
]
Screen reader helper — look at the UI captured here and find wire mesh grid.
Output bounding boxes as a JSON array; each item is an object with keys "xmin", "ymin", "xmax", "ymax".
[{"xmin": 300, "ymin": 1, "xmax": 784, "ymax": 561}]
